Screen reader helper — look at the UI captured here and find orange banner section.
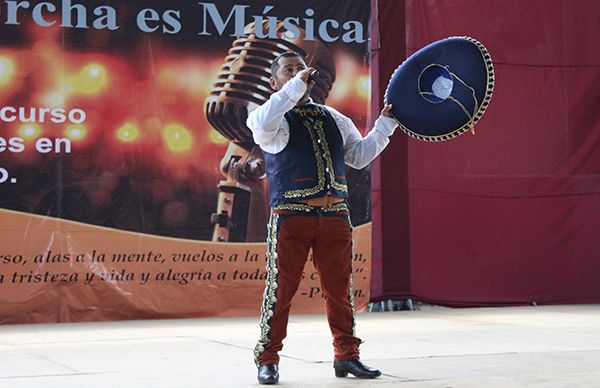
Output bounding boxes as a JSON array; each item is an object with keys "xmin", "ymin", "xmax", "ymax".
[{"xmin": 0, "ymin": 209, "xmax": 371, "ymax": 324}]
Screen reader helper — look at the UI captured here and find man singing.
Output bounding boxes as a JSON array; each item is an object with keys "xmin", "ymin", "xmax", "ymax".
[{"xmin": 247, "ymin": 51, "xmax": 397, "ymax": 384}]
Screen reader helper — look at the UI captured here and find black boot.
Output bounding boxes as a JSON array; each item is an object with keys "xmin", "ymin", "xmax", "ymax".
[
  {"xmin": 257, "ymin": 364, "xmax": 279, "ymax": 384},
  {"xmin": 333, "ymin": 359, "xmax": 382, "ymax": 379}
]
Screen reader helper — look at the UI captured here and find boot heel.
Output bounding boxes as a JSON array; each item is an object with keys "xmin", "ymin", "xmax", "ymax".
[{"xmin": 335, "ymin": 368, "xmax": 348, "ymax": 378}]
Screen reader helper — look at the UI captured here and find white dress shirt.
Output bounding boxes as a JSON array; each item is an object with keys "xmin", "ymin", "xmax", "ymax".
[{"xmin": 246, "ymin": 74, "xmax": 397, "ymax": 170}]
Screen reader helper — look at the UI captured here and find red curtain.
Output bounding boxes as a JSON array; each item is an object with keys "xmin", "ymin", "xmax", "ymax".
[{"xmin": 371, "ymin": 0, "xmax": 600, "ymax": 306}]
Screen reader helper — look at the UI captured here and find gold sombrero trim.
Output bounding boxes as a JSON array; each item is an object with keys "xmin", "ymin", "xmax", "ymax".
[{"xmin": 384, "ymin": 36, "xmax": 494, "ymax": 142}]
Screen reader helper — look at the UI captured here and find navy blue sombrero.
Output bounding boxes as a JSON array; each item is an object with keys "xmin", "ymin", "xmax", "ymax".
[{"xmin": 385, "ymin": 36, "xmax": 494, "ymax": 142}]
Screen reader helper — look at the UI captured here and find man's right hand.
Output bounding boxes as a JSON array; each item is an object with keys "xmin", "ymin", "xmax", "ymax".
[{"xmin": 298, "ymin": 67, "xmax": 317, "ymax": 87}]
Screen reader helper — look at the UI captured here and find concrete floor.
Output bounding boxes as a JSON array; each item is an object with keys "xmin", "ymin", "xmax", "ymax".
[{"xmin": 1, "ymin": 305, "xmax": 599, "ymax": 387}]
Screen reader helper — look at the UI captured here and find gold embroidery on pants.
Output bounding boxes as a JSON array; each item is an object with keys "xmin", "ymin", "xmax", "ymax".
[{"xmin": 254, "ymin": 213, "xmax": 280, "ymax": 366}]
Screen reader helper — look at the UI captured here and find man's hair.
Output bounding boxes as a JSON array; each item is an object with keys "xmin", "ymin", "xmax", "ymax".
[{"xmin": 270, "ymin": 51, "xmax": 304, "ymax": 75}]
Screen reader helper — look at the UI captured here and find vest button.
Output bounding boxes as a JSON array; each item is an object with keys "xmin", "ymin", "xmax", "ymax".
[{"xmin": 325, "ymin": 167, "xmax": 329, "ymax": 172}]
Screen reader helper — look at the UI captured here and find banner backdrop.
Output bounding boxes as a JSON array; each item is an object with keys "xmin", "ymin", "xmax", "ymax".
[{"xmin": 0, "ymin": 0, "xmax": 372, "ymax": 324}]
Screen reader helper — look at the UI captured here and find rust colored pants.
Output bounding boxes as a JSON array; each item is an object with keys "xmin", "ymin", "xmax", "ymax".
[{"xmin": 254, "ymin": 204, "xmax": 361, "ymax": 366}]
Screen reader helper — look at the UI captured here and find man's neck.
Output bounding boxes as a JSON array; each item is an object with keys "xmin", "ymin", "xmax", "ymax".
[{"xmin": 296, "ymin": 97, "xmax": 313, "ymax": 106}]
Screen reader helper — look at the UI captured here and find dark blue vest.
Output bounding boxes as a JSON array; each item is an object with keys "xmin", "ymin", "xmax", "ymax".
[{"xmin": 264, "ymin": 103, "xmax": 348, "ymax": 206}]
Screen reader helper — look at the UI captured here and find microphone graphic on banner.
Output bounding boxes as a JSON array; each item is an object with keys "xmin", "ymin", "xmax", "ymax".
[{"xmin": 205, "ymin": 21, "xmax": 335, "ymax": 242}]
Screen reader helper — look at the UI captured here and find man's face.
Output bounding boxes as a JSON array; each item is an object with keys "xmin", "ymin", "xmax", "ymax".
[{"xmin": 270, "ymin": 56, "xmax": 307, "ymax": 91}]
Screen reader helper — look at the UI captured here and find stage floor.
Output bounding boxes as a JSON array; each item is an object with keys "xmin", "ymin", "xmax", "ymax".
[{"xmin": 1, "ymin": 305, "xmax": 599, "ymax": 387}]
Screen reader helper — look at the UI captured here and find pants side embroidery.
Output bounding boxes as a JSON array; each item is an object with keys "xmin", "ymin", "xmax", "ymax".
[
  {"xmin": 347, "ymin": 214, "xmax": 357, "ymax": 336},
  {"xmin": 254, "ymin": 212, "xmax": 281, "ymax": 366}
]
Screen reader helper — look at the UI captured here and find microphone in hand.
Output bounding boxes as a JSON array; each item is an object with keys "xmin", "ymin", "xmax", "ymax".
[{"xmin": 308, "ymin": 70, "xmax": 320, "ymax": 82}]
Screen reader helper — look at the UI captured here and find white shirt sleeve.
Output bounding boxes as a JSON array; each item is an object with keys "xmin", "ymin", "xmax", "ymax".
[
  {"xmin": 246, "ymin": 76, "xmax": 307, "ymax": 153},
  {"xmin": 326, "ymin": 106, "xmax": 397, "ymax": 170},
  {"xmin": 247, "ymin": 77, "xmax": 397, "ymax": 161}
]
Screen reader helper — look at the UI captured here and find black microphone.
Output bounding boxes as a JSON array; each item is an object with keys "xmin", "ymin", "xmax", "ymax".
[{"xmin": 308, "ymin": 70, "xmax": 320, "ymax": 82}]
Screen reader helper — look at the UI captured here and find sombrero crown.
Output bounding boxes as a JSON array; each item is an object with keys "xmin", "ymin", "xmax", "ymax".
[{"xmin": 385, "ymin": 36, "xmax": 494, "ymax": 142}]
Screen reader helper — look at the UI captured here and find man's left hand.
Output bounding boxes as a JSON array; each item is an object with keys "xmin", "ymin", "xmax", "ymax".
[{"xmin": 381, "ymin": 104, "xmax": 394, "ymax": 118}]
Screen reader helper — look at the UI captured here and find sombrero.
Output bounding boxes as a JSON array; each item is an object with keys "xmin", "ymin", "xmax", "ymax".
[{"xmin": 385, "ymin": 36, "xmax": 494, "ymax": 142}]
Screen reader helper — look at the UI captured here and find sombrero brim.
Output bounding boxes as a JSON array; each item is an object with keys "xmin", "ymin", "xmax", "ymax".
[{"xmin": 385, "ymin": 36, "xmax": 494, "ymax": 142}]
